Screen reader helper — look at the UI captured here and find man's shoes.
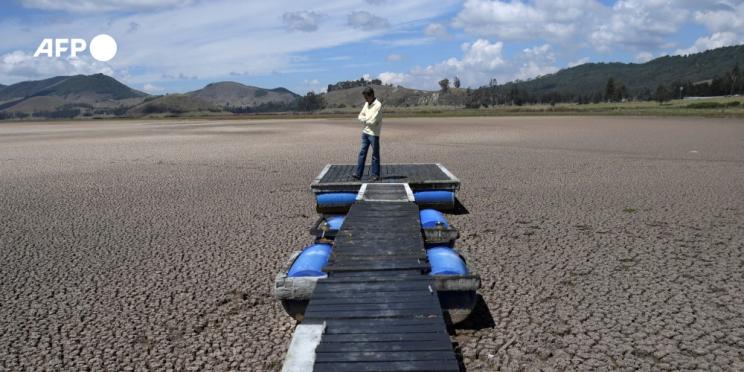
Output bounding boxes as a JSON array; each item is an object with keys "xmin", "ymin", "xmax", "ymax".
[
  {"xmin": 369, "ymin": 176, "xmax": 380, "ymax": 182},
  {"xmin": 351, "ymin": 174, "xmax": 361, "ymax": 180}
]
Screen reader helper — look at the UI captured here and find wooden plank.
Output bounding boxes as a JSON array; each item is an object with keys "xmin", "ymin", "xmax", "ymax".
[
  {"xmin": 309, "ymin": 290, "xmax": 435, "ymax": 300},
  {"xmin": 303, "ymin": 308, "xmax": 442, "ymax": 319},
  {"xmin": 321, "ymin": 332, "xmax": 450, "ymax": 343},
  {"xmin": 314, "ymin": 360, "xmax": 460, "ymax": 372},
  {"xmin": 322, "ymin": 325, "xmax": 446, "ymax": 335},
  {"xmin": 315, "ymin": 350, "xmax": 456, "ymax": 362},
  {"xmin": 308, "ymin": 295, "xmax": 436, "ymax": 306},
  {"xmin": 314, "ymin": 281, "xmax": 432, "ymax": 291},
  {"xmin": 306, "ymin": 302, "xmax": 440, "ymax": 312},
  {"xmin": 328, "ymin": 270, "xmax": 421, "ymax": 277},
  {"xmin": 324, "ymin": 260, "xmax": 429, "ymax": 272},
  {"xmin": 315, "ymin": 339, "xmax": 452, "ymax": 355},
  {"xmin": 321, "ymin": 276, "xmax": 432, "ymax": 284},
  {"xmin": 324, "ymin": 318, "xmax": 444, "ymax": 327}
]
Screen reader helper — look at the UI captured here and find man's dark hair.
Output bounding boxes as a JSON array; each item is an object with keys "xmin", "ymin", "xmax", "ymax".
[{"xmin": 362, "ymin": 86, "xmax": 375, "ymax": 98}]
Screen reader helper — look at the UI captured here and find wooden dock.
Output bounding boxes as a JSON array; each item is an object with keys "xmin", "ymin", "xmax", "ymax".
[{"xmin": 282, "ymin": 181, "xmax": 461, "ymax": 372}]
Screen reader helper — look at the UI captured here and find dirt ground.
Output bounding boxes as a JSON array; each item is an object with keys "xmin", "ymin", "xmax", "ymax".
[{"xmin": 1, "ymin": 116, "xmax": 743, "ymax": 371}]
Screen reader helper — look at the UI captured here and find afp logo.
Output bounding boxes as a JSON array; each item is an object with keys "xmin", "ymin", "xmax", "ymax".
[{"xmin": 34, "ymin": 34, "xmax": 117, "ymax": 62}]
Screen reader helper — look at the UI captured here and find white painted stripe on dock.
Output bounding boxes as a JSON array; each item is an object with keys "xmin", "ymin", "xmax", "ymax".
[
  {"xmin": 356, "ymin": 183, "xmax": 368, "ymax": 201},
  {"xmin": 435, "ymin": 163, "xmax": 460, "ymax": 183},
  {"xmin": 281, "ymin": 322, "xmax": 326, "ymax": 372},
  {"xmin": 311, "ymin": 164, "xmax": 332, "ymax": 186},
  {"xmin": 403, "ymin": 183, "xmax": 415, "ymax": 202}
]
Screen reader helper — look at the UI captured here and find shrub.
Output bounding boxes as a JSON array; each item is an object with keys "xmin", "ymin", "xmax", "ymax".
[{"xmin": 686, "ymin": 101, "xmax": 723, "ymax": 109}]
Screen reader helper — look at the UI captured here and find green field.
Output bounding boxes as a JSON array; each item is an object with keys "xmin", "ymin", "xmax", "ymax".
[
  {"xmin": 4, "ymin": 96, "xmax": 744, "ymax": 122},
  {"xmin": 226, "ymin": 96, "xmax": 744, "ymax": 120},
  {"xmin": 311, "ymin": 96, "xmax": 744, "ymax": 119}
]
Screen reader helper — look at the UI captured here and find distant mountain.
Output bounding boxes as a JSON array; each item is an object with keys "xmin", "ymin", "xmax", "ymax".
[
  {"xmin": 502, "ymin": 44, "xmax": 744, "ymax": 97},
  {"xmin": 186, "ymin": 81, "xmax": 298, "ymax": 108},
  {"xmin": 323, "ymin": 84, "xmax": 469, "ymax": 108},
  {"xmin": 127, "ymin": 94, "xmax": 220, "ymax": 115},
  {"xmin": 0, "ymin": 74, "xmax": 146, "ymax": 102},
  {"xmin": 0, "ymin": 74, "xmax": 148, "ymax": 113}
]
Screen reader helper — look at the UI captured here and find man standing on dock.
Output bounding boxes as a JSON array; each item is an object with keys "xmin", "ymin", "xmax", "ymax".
[{"xmin": 352, "ymin": 87, "xmax": 383, "ymax": 182}]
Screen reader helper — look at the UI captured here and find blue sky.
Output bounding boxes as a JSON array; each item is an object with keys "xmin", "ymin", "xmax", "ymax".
[{"xmin": 1, "ymin": 0, "xmax": 743, "ymax": 94}]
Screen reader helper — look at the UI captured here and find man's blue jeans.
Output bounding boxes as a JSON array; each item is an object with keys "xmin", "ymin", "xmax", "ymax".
[{"xmin": 354, "ymin": 133, "xmax": 380, "ymax": 178}]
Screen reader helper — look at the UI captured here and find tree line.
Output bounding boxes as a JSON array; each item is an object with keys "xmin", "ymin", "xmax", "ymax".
[{"xmin": 465, "ymin": 64, "xmax": 744, "ymax": 107}]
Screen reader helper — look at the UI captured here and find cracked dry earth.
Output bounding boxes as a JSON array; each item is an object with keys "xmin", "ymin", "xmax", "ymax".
[{"xmin": 1, "ymin": 116, "xmax": 743, "ymax": 371}]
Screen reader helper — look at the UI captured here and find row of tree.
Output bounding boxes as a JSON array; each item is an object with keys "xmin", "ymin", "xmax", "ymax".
[
  {"xmin": 438, "ymin": 77, "xmax": 461, "ymax": 92},
  {"xmin": 327, "ymin": 77, "xmax": 382, "ymax": 92},
  {"xmin": 464, "ymin": 63, "xmax": 744, "ymax": 107}
]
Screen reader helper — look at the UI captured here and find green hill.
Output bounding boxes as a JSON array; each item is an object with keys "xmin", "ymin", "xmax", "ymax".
[
  {"xmin": 0, "ymin": 76, "xmax": 69, "ymax": 102},
  {"xmin": 127, "ymin": 94, "xmax": 221, "ymax": 116},
  {"xmin": 186, "ymin": 81, "xmax": 298, "ymax": 108},
  {"xmin": 0, "ymin": 74, "xmax": 146, "ymax": 102},
  {"xmin": 503, "ymin": 45, "xmax": 744, "ymax": 97}
]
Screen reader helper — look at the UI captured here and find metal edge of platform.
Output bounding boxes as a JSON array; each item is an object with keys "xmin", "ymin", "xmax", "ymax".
[
  {"xmin": 309, "ymin": 163, "xmax": 461, "ymax": 193},
  {"xmin": 311, "ymin": 182, "xmax": 457, "ymax": 194},
  {"xmin": 435, "ymin": 163, "xmax": 460, "ymax": 184}
]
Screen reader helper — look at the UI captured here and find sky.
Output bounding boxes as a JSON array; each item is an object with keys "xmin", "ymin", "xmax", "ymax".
[{"xmin": 1, "ymin": 0, "xmax": 743, "ymax": 94}]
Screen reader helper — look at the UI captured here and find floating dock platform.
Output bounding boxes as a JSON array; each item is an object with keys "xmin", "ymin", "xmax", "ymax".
[
  {"xmin": 311, "ymin": 163, "xmax": 460, "ymax": 214},
  {"xmin": 277, "ymin": 164, "xmax": 479, "ymax": 372},
  {"xmin": 311, "ymin": 163, "xmax": 460, "ymax": 193}
]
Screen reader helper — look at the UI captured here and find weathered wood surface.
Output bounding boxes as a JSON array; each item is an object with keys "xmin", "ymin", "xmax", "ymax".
[
  {"xmin": 311, "ymin": 163, "xmax": 460, "ymax": 193},
  {"xmin": 305, "ymin": 186, "xmax": 459, "ymax": 371}
]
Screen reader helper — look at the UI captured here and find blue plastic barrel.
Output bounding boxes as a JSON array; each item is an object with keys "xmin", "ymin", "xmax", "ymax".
[
  {"xmin": 316, "ymin": 193, "xmax": 357, "ymax": 207},
  {"xmin": 414, "ymin": 191, "xmax": 454, "ymax": 205},
  {"xmin": 288, "ymin": 243, "xmax": 332, "ymax": 277},
  {"xmin": 427, "ymin": 246, "xmax": 468, "ymax": 276},
  {"xmin": 325, "ymin": 215, "xmax": 346, "ymax": 230},
  {"xmin": 420, "ymin": 209, "xmax": 449, "ymax": 229}
]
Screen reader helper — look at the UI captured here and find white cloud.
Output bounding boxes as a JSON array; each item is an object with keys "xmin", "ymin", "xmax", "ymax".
[
  {"xmin": 634, "ymin": 51, "xmax": 654, "ymax": 63},
  {"xmin": 295, "ymin": 78, "xmax": 326, "ymax": 94},
  {"xmin": 675, "ymin": 2, "xmax": 744, "ymax": 55},
  {"xmin": 424, "ymin": 23, "xmax": 450, "ymax": 39},
  {"xmin": 0, "ymin": 0, "xmax": 457, "ymax": 86},
  {"xmin": 515, "ymin": 44, "xmax": 557, "ymax": 80},
  {"xmin": 568, "ymin": 57, "xmax": 589, "ymax": 67},
  {"xmin": 21, "ymin": 0, "xmax": 194, "ymax": 13},
  {"xmin": 371, "ymin": 37, "xmax": 434, "ymax": 47},
  {"xmin": 347, "ymin": 11, "xmax": 390, "ymax": 30},
  {"xmin": 589, "ymin": 0, "xmax": 689, "ymax": 52},
  {"xmin": 378, "ymin": 71, "xmax": 409, "ymax": 86},
  {"xmin": 675, "ymin": 32, "xmax": 744, "ymax": 55},
  {"xmin": 0, "ymin": 50, "xmax": 114, "ymax": 83},
  {"xmin": 452, "ymin": 0, "xmax": 604, "ymax": 42},
  {"xmin": 693, "ymin": 3, "xmax": 744, "ymax": 33},
  {"xmin": 378, "ymin": 39, "xmax": 562, "ymax": 89},
  {"xmin": 283, "ymin": 11, "xmax": 323, "ymax": 32},
  {"xmin": 385, "ymin": 53, "xmax": 403, "ymax": 62},
  {"xmin": 142, "ymin": 82, "xmax": 163, "ymax": 93},
  {"xmin": 451, "ymin": 0, "xmax": 744, "ymax": 56}
]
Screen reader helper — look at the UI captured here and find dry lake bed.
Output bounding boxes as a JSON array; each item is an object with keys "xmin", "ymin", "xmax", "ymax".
[{"xmin": 1, "ymin": 116, "xmax": 743, "ymax": 371}]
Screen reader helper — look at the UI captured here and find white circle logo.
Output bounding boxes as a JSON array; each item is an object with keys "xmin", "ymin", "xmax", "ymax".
[{"xmin": 89, "ymin": 34, "xmax": 117, "ymax": 62}]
